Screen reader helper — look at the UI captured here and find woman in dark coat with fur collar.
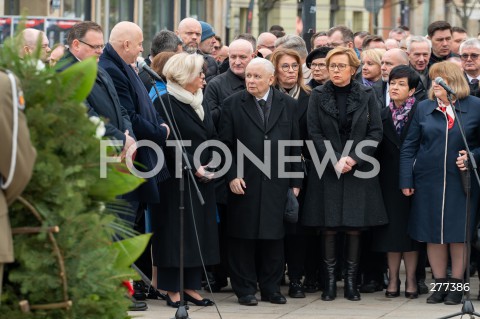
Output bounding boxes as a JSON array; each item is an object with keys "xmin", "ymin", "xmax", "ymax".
[{"xmin": 302, "ymin": 47, "xmax": 387, "ymax": 302}]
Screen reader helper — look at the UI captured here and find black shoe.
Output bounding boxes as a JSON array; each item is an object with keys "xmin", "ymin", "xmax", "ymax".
[
  {"xmin": 303, "ymin": 280, "xmax": 320, "ymax": 293},
  {"xmin": 385, "ymin": 280, "xmax": 401, "ymax": 298},
  {"xmin": 261, "ymin": 292, "xmax": 287, "ymax": 304},
  {"xmin": 205, "ymin": 280, "xmax": 228, "ymax": 293},
  {"xmin": 444, "ymin": 279, "xmax": 463, "ymax": 305},
  {"xmin": 132, "ymin": 281, "xmax": 147, "ymax": 301},
  {"xmin": 128, "ymin": 300, "xmax": 148, "ymax": 311},
  {"xmin": 166, "ymin": 293, "xmax": 189, "ymax": 309},
  {"xmin": 238, "ymin": 294, "xmax": 258, "ymax": 306},
  {"xmin": 146, "ymin": 286, "xmax": 167, "ymax": 300},
  {"xmin": 360, "ymin": 280, "xmax": 383, "ymax": 293},
  {"xmin": 288, "ymin": 280, "xmax": 305, "ymax": 298},
  {"xmin": 184, "ymin": 292, "xmax": 215, "ymax": 306},
  {"xmin": 417, "ymin": 280, "xmax": 429, "ymax": 295},
  {"xmin": 427, "ymin": 291, "xmax": 448, "ymax": 304}
]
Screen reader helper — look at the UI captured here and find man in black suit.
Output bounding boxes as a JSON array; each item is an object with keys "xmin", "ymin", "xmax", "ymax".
[
  {"xmin": 459, "ymin": 38, "xmax": 480, "ymax": 96},
  {"xmin": 219, "ymin": 58, "xmax": 302, "ymax": 306},
  {"xmin": 60, "ymin": 21, "xmax": 136, "ymax": 154}
]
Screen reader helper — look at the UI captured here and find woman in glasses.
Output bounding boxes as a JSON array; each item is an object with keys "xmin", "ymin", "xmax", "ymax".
[
  {"xmin": 305, "ymin": 47, "xmax": 332, "ymax": 89},
  {"xmin": 400, "ymin": 61, "xmax": 480, "ymax": 305},
  {"xmin": 302, "ymin": 47, "xmax": 387, "ymax": 302},
  {"xmin": 269, "ymin": 48, "xmax": 311, "ymax": 298},
  {"xmin": 360, "ymin": 48, "xmax": 385, "ymax": 87}
]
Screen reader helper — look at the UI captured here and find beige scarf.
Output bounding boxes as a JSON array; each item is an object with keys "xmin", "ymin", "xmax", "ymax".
[{"xmin": 167, "ymin": 81, "xmax": 204, "ymax": 121}]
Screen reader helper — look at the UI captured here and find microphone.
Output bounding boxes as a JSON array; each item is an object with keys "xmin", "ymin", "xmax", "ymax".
[
  {"xmin": 434, "ymin": 77, "xmax": 456, "ymax": 96},
  {"xmin": 138, "ymin": 60, "xmax": 163, "ymax": 82}
]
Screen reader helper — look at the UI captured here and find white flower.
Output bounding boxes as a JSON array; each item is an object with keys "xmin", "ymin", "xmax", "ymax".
[{"xmin": 89, "ymin": 116, "xmax": 106, "ymax": 139}]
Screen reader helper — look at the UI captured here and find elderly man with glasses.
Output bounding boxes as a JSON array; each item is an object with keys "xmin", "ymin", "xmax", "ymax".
[{"xmin": 459, "ymin": 38, "xmax": 480, "ymax": 96}]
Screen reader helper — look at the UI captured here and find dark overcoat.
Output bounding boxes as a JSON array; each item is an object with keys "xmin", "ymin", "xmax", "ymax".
[
  {"xmin": 151, "ymin": 94, "xmax": 220, "ymax": 267},
  {"xmin": 399, "ymin": 96, "xmax": 480, "ymax": 243},
  {"xmin": 99, "ymin": 43, "xmax": 169, "ymax": 203},
  {"xmin": 372, "ymin": 101, "xmax": 418, "ymax": 252},
  {"xmin": 218, "ymin": 88, "xmax": 302, "ymax": 240},
  {"xmin": 301, "ymin": 80, "xmax": 388, "ymax": 228}
]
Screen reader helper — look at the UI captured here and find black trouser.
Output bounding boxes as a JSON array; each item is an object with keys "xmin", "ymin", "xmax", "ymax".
[
  {"xmin": 359, "ymin": 231, "xmax": 386, "ymax": 284},
  {"xmin": 228, "ymin": 237, "xmax": 284, "ymax": 297},
  {"xmin": 416, "ymin": 242, "xmax": 427, "ymax": 281},
  {"xmin": 211, "ymin": 204, "xmax": 229, "ymax": 284},
  {"xmin": 285, "ymin": 233, "xmax": 307, "ymax": 280}
]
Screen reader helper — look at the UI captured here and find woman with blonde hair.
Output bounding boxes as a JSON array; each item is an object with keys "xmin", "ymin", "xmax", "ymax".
[
  {"xmin": 360, "ymin": 48, "xmax": 385, "ymax": 86},
  {"xmin": 400, "ymin": 61, "xmax": 480, "ymax": 305},
  {"xmin": 302, "ymin": 47, "xmax": 387, "ymax": 302},
  {"xmin": 151, "ymin": 52, "xmax": 219, "ymax": 308}
]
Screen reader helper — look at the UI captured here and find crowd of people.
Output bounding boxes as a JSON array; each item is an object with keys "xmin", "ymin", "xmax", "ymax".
[{"xmin": 5, "ymin": 17, "xmax": 480, "ymax": 312}]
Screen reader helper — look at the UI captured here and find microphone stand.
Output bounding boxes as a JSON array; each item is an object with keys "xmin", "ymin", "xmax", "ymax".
[
  {"xmin": 439, "ymin": 92, "xmax": 480, "ymax": 319},
  {"xmin": 149, "ymin": 76, "xmax": 205, "ymax": 319}
]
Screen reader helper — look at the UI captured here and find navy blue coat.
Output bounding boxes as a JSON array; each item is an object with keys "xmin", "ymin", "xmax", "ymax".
[
  {"xmin": 399, "ymin": 96, "xmax": 480, "ymax": 243},
  {"xmin": 99, "ymin": 43, "xmax": 169, "ymax": 203}
]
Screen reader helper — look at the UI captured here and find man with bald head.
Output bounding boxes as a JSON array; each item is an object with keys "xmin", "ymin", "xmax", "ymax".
[
  {"xmin": 373, "ymin": 48, "xmax": 426, "ymax": 108},
  {"xmin": 257, "ymin": 32, "xmax": 277, "ymax": 52},
  {"xmin": 20, "ymin": 28, "xmax": 51, "ymax": 62},
  {"xmin": 99, "ymin": 22, "xmax": 170, "ymax": 275},
  {"xmin": 176, "ymin": 17, "xmax": 202, "ymax": 53}
]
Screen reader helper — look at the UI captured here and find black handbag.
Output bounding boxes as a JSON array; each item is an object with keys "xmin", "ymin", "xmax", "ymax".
[{"xmin": 284, "ymin": 188, "xmax": 299, "ymax": 223}]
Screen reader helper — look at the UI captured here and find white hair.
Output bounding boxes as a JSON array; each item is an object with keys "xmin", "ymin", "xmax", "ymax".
[
  {"xmin": 460, "ymin": 38, "xmax": 480, "ymax": 54},
  {"xmin": 247, "ymin": 57, "xmax": 275, "ymax": 75},
  {"xmin": 407, "ymin": 36, "xmax": 432, "ymax": 52}
]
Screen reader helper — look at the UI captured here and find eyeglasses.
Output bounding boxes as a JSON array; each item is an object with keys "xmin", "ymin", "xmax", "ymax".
[
  {"xmin": 78, "ymin": 39, "xmax": 105, "ymax": 51},
  {"xmin": 281, "ymin": 63, "xmax": 299, "ymax": 72},
  {"xmin": 308, "ymin": 62, "xmax": 327, "ymax": 70},
  {"xmin": 460, "ymin": 53, "xmax": 480, "ymax": 61},
  {"xmin": 328, "ymin": 63, "xmax": 349, "ymax": 71}
]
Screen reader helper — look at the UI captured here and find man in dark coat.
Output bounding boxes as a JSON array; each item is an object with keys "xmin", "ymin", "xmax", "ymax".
[
  {"xmin": 59, "ymin": 21, "xmax": 136, "ymax": 153},
  {"xmin": 138, "ymin": 30, "xmax": 183, "ymax": 92},
  {"xmin": 99, "ymin": 21, "xmax": 170, "ymax": 292},
  {"xmin": 219, "ymin": 58, "xmax": 302, "ymax": 306},
  {"xmin": 203, "ymin": 38, "xmax": 255, "ymax": 292},
  {"xmin": 427, "ymin": 21, "xmax": 457, "ymax": 68},
  {"xmin": 373, "ymin": 48, "xmax": 427, "ymax": 108},
  {"xmin": 459, "ymin": 38, "xmax": 480, "ymax": 96}
]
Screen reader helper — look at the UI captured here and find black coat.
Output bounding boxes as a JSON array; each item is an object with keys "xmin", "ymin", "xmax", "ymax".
[
  {"xmin": 301, "ymin": 80, "xmax": 387, "ymax": 228},
  {"xmin": 152, "ymin": 94, "xmax": 219, "ymax": 267},
  {"xmin": 372, "ymin": 79, "xmax": 427, "ymax": 108},
  {"xmin": 219, "ymin": 88, "xmax": 302, "ymax": 239},
  {"xmin": 58, "ymin": 50, "xmax": 135, "ymax": 145},
  {"xmin": 372, "ymin": 101, "xmax": 419, "ymax": 252},
  {"xmin": 204, "ymin": 68, "xmax": 245, "ymax": 128},
  {"xmin": 99, "ymin": 43, "xmax": 169, "ymax": 203}
]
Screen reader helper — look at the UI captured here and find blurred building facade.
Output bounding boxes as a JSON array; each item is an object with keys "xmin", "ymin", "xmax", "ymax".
[{"xmin": 1, "ymin": 0, "xmax": 479, "ymax": 54}]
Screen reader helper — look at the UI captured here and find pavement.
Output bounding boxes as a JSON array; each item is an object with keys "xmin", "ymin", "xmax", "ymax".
[{"xmin": 129, "ymin": 273, "xmax": 480, "ymax": 319}]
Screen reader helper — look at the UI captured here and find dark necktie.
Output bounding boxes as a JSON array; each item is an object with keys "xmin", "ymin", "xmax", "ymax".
[
  {"xmin": 471, "ymin": 78, "xmax": 479, "ymax": 85},
  {"xmin": 258, "ymin": 99, "xmax": 267, "ymax": 124}
]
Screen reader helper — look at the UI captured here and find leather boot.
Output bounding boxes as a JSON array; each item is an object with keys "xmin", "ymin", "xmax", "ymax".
[
  {"xmin": 321, "ymin": 233, "xmax": 337, "ymax": 301},
  {"xmin": 426, "ymin": 278, "xmax": 448, "ymax": 304},
  {"xmin": 344, "ymin": 234, "xmax": 361, "ymax": 301},
  {"xmin": 444, "ymin": 278, "xmax": 463, "ymax": 305}
]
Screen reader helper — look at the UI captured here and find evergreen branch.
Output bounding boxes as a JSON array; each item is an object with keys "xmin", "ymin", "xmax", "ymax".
[{"xmin": 17, "ymin": 196, "xmax": 43, "ymax": 222}]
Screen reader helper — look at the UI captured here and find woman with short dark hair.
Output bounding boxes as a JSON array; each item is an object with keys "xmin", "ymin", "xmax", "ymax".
[{"xmin": 372, "ymin": 65, "xmax": 420, "ymax": 299}]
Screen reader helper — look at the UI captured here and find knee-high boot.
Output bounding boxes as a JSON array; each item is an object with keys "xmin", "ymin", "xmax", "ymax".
[
  {"xmin": 344, "ymin": 233, "xmax": 361, "ymax": 301},
  {"xmin": 321, "ymin": 233, "xmax": 337, "ymax": 301}
]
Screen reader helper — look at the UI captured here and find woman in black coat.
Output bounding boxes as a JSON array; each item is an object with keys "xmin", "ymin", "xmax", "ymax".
[
  {"xmin": 270, "ymin": 48, "xmax": 311, "ymax": 298},
  {"xmin": 372, "ymin": 66, "xmax": 420, "ymax": 299},
  {"xmin": 400, "ymin": 61, "xmax": 480, "ymax": 305},
  {"xmin": 151, "ymin": 52, "xmax": 219, "ymax": 308},
  {"xmin": 302, "ymin": 47, "xmax": 387, "ymax": 302}
]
